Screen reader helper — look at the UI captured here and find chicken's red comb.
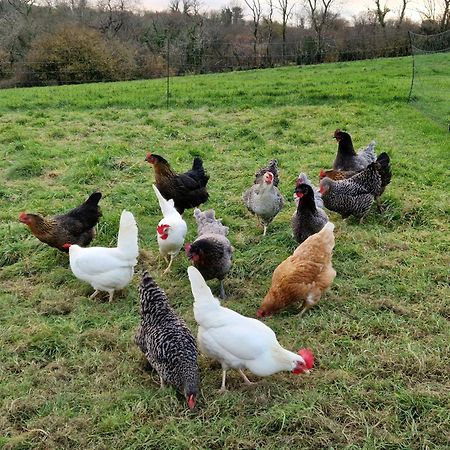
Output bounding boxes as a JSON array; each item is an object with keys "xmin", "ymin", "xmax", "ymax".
[
  {"xmin": 157, "ymin": 224, "xmax": 169, "ymax": 235},
  {"xmin": 298, "ymin": 348, "xmax": 314, "ymax": 369},
  {"xmin": 19, "ymin": 212, "xmax": 27, "ymax": 221},
  {"xmin": 319, "ymin": 169, "xmax": 326, "ymax": 178}
]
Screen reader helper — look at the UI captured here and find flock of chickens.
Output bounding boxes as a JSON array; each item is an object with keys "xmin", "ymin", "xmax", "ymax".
[{"xmin": 19, "ymin": 129, "xmax": 392, "ymax": 410}]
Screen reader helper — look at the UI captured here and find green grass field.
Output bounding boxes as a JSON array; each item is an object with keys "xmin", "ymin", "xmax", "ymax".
[{"xmin": 1, "ymin": 56, "xmax": 449, "ymax": 449}]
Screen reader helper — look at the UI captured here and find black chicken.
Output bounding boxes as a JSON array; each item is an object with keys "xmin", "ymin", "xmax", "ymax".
[
  {"xmin": 145, "ymin": 153, "xmax": 209, "ymax": 214},
  {"xmin": 332, "ymin": 130, "xmax": 376, "ymax": 172}
]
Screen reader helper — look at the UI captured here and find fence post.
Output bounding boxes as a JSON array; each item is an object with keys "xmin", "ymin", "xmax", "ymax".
[
  {"xmin": 166, "ymin": 36, "xmax": 170, "ymax": 109},
  {"xmin": 407, "ymin": 31, "xmax": 414, "ymax": 102}
]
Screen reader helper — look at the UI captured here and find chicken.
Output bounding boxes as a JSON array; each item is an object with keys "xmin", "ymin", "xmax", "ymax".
[
  {"xmin": 152, "ymin": 185, "xmax": 187, "ymax": 274},
  {"xmin": 185, "ymin": 208, "xmax": 233, "ymax": 299},
  {"xmin": 187, "ymin": 266, "xmax": 314, "ymax": 391},
  {"xmin": 292, "ymin": 183, "xmax": 329, "ymax": 244},
  {"xmin": 135, "ymin": 271, "xmax": 199, "ymax": 410},
  {"xmin": 319, "ymin": 168, "xmax": 357, "ymax": 181},
  {"xmin": 145, "ymin": 153, "xmax": 209, "ymax": 214},
  {"xmin": 254, "ymin": 159, "xmax": 280, "ymax": 187},
  {"xmin": 258, "ymin": 222, "xmax": 336, "ymax": 318},
  {"xmin": 243, "ymin": 171, "xmax": 284, "ymax": 236},
  {"xmin": 65, "ymin": 210, "xmax": 138, "ymax": 302},
  {"xmin": 320, "ymin": 152, "xmax": 392, "ymax": 221},
  {"xmin": 332, "ymin": 129, "xmax": 376, "ymax": 172},
  {"xmin": 19, "ymin": 191, "xmax": 102, "ymax": 252},
  {"xmin": 294, "ymin": 172, "xmax": 324, "ymax": 209}
]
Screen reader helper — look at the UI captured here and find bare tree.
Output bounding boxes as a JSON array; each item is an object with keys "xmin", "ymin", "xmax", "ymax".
[
  {"xmin": 374, "ymin": 0, "xmax": 390, "ymax": 28},
  {"xmin": 419, "ymin": 0, "xmax": 450, "ymax": 30},
  {"xmin": 277, "ymin": 0, "xmax": 295, "ymax": 62},
  {"xmin": 169, "ymin": 0, "xmax": 180, "ymax": 12},
  {"xmin": 263, "ymin": 0, "xmax": 274, "ymax": 63},
  {"xmin": 244, "ymin": 0, "xmax": 261, "ymax": 59},
  {"xmin": 304, "ymin": 0, "xmax": 335, "ymax": 62},
  {"xmin": 397, "ymin": 0, "xmax": 410, "ymax": 27}
]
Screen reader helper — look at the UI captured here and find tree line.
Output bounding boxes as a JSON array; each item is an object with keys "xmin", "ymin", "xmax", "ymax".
[{"xmin": 0, "ymin": 0, "xmax": 449, "ymax": 87}]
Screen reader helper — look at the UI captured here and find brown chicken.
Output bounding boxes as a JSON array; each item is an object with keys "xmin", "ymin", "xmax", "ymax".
[
  {"xmin": 19, "ymin": 192, "xmax": 102, "ymax": 252},
  {"xmin": 257, "ymin": 222, "xmax": 336, "ymax": 318},
  {"xmin": 319, "ymin": 168, "xmax": 357, "ymax": 181}
]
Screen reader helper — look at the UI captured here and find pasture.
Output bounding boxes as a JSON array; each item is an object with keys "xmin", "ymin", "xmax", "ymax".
[{"xmin": 0, "ymin": 56, "xmax": 449, "ymax": 449}]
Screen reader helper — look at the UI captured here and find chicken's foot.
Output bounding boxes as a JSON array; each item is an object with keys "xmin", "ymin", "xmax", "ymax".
[
  {"xmin": 219, "ymin": 369, "xmax": 227, "ymax": 392},
  {"xmin": 89, "ymin": 290, "xmax": 100, "ymax": 300},
  {"xmin": 375, "ymin": 197, "xmax": 384, "ymax": 213},
  {"xmin": 238, "ymin": 369, "xmax": 254, "ymax": 386},
  {"xmin": 163, "ymin": 255, "xmax": 174, "ymax": 274}
]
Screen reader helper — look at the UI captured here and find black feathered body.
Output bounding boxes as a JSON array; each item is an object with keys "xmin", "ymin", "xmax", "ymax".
[
  {"xmin": 292, "ymin": 196, "xmax": 328, "ymax": 244},
  {"xmin": 333, "ymin": 136, "xmax": 376, "ymax": 172},
  {"xmin": 135, "ymin": 272, "xmax": 199, "ymax": 400},
  {"xmin": 153, "ymin": 156, "xmax": 209, "ymax": 215}
]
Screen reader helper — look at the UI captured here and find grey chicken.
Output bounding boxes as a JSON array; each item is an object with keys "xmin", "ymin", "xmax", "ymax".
[
  {"xmin": 333, "ymin": 129, "xmax": 376, "ymax": 172},
  {"xmin": 185, "ymin": 208, "xmax": 233, "ymax": 299},
  {"xmin": 254, "ymin": 159, "xmax": 280, "ymax": 187},
  {"xmin": 292, "ymin": 184, "xmax": 329, "ymax": 244},
  {"xmin": 243, "ymin": 170, "xmax": 285, "ymax": 236},
  {"xmin": 294, "ymin": 172, "xmax": 324, "ymax": 209},
  {"xmin": 135, "ymin": 271, "xmax": 200, "ymax": 410},
  {"xmin": 320, "ymin": 152, "xmax": 392, "ymax": 221}
]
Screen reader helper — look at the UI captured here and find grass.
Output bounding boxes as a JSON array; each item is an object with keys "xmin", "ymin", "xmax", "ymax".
[{"xmin": 1, "ymin": 56, "xmax": 449, "ymax": 449}]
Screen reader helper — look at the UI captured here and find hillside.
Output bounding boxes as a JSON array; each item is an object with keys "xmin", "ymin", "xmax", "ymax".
[{"xmin": 0, "ymin": 56, "xmax": 449, "ymax": 449}]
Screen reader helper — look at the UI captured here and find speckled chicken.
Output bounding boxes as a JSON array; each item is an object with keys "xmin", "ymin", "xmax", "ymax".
[
  {"xmin": 243, "ymin": 170, "xmax": 285, "ymax": 236},
  {"xmin": 185, "ymin": 208, "xmax": 233, "ymax": 299},
  {"xmin": 135, "ymin": 271, "xmax": 200, "ymax": 410},
  {"xmin": 292, "ymin": 184, "xmax": 329, "ymax": 244},
  {"xmin": 294, "ymin": 172, "xmax": 324, "ymax": 209},
  {"xmin": 320, "ymin": 152, "xmax": 392, "ymax": 221},
  {"xmin": 19, "ymin": 191, "xmax": 102, "ymax": 252},
  {"xmin": 333, "ymin": 129, "xmax": 376, "ymax": 172},
  {"xmin": 258, "ymin": 222, "xmax": 336, "ymax": 318},
  {"xmin": 254, "ymin": 159, "xmax": 280, "ymax": 187}
]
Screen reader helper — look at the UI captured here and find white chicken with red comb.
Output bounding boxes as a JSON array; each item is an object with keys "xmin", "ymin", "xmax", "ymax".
[
  {"xmin": 187, "ymin": 266, "xmax": 314, "ymax": 392},
  {"xmin": 153, "ymin": 184, "xmax": 187, "ymax": 274}
]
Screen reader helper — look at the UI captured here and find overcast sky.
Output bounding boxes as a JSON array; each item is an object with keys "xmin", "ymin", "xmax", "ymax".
[{"xmin": 137, "ymin": 0, "xmax": 426, "ymax": 22}]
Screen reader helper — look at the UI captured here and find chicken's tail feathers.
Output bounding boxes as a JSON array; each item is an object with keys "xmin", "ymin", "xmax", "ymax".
[
  {"xmin": 376, "ymin": 152, "xmax": 392, "ymax": 189},
  {"xmin": 117, "ymin": 210, "xmax": 139, "ymax": 261},
  {"xmin": 187, "ymin": 266, "xmax": 220, "ymax": 307},
  {"xmin": 139, "ymin": 270, "xmax": 167, "ymax": 309},
  {"xmin": 85, "ymin": 191, "xmax": 102, "ymax": 206},
  {"xmin": 321, "ymin": 222, "xmax": 335, "ymax": 234},
  {"xmin": 191, "ymin": 157, "xmax": 210, "ymax": 185},
  {"xmin": 194, "ymin": 208, "xmax": 228, "ymax": 236},
  {"xmin": 152, "ymin": 184, "xmax": 178, "ymax": 218}
]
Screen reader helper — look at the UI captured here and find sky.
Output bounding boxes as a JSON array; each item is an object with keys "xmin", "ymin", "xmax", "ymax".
[{"xmin": 137, "ymin": 0, "xmax": 426, "ymax": 22}]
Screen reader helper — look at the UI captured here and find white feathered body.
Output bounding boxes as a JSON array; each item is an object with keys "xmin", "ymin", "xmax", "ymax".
[
  {"xmin": 68, "ymin": 210, "xmax": 138, "ymax": 295},
  {"xmin": 188, "ymin": 267, "xmax": 305, "ymax": 377}
]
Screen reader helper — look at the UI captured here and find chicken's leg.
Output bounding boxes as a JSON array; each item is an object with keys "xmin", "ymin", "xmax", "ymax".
[
  {"xmin": 238, "ymin": 369, "xmax": 254, "ymax": 386},
  {"xmin": 298, "ymin": 292, "xmax": 320, "ymax": 317},
  {"xmin": 89, "ymin": 290, "xmax": 100, "ymax": 300},
  {"xmin": 263, "ymin": 225, "xmax": 267, "ymax": 236},
  {"xmin": 219, "ymin": 369, "xmax": 227, "ymax": 392},
  {"xmin": 163, "ymin": 255, "xmax": 174, "ymax": 274},
  {"xmin": 219, "ymin": 280, "xmax": 226, "ymax": 300},
  {"xmin": 375, "ymin": 196, "xmax": 383, "ymax": 213},
  {"xmin": 108, "ymin": 291, "xmax": 114, "ymax": 303},
  {"xmin": 159, "ymin": 375, "xmax": 166, "ymax": 389}
]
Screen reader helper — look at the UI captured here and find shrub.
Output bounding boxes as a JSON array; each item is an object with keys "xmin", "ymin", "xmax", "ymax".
[{"xmin": 24, "ymin": 25, "xmax": 136, "ymax": 85}]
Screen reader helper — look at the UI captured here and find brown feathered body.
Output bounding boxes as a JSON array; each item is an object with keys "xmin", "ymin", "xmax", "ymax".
[
  {"xmin": 258, "ymin": 222, "xmax": 336, "ymax": 318},
  {"xmin": 319, "ymin": 168, "xmax": 357, "ymax": 181},
  {"xmin": 19, "ymin": 192, "xmax": 102, "ymax": 252}
]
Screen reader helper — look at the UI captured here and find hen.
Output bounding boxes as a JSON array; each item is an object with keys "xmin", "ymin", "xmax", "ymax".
[
  {"xmin": 19, "ymin": 191, "xmax": 102, "ymax": 252},
  {"xmin": 294, "ymin": 172, "xmax": 324, "ymax": 209},
  {"xmin": 153, "ymin": 185, "xmax": 187, "ymax": 274},
  {"xmin": 243, "ymin": 170, "xmax": 284, "ymax": 236},
  {"xmin": 258, "ymin": 222, "xmax": 336, "ymax": 318},
  {"xmin": 185, "ymin": 208, "xmax": 233, "ymax": 299},
  {"xmin": 291, "ymin": 183, "xmax": 329, "ymax": 244},
  {"xmin": 135, "ymin": 271, "xmax": 199, "ymax": 410},
  {"xmin": 145, "ymin": 153, "xmax": 209, "ymax": 214},
  {"xmin": 319, "ymin": 168, "xmax": 357, "ymax": 181},
  {"xmin": 320, "ymin": 152, "xmax": 392, "ymax": 221},
  {"xmin": 66, "ymin": 210, "xmax": 139, "ymax": 302},
  {"xmin": 332, "ymin": 129, "xmax": 376, "ymax": 172},
  {"xmin": 187, "ymin": 266, "xmax": 314, "ymax": 391}
]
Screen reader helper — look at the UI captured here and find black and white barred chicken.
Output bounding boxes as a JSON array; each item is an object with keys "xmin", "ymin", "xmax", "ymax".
[
  {"xmin": 185, "ymin": 208, "xmax": 233, "ymax": 299},
  {"xmin": 243, "ymin": 160, "xmax": 284, "ymax": 236},
  {"xmin": 320, "ymin": 152, "xmax": 392, "ymax": 221},
  {"xmin": 135, "ymin": 271, "xmax": 200, "ymax": 410},
  {"xmin": 333, "ymin": 129, "xmax": 376, "ymax": 172},
  {"xmin": 292, "ymin": 183, "xmax": 329, "ymax": 244}
]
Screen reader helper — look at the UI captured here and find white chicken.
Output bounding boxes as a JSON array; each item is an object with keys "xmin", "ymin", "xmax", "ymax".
[
  {"xmin": 187, "ymin": 266, "xmax": 313, "ymax": 391},
  {"xmin": 153, "ymin": 184, "xmax": 188, "ymax": 274},
  {"xmin": 65, "ymin": 210, "xmax": 139, "ymax": 302}
]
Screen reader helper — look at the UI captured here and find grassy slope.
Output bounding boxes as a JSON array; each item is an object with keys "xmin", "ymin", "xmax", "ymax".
[{"xmin": 0, "ymin": 57, "xmax": 449, "ymax": 449}]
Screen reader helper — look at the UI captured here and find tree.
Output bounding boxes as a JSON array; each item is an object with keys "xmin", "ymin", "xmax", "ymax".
[
  {"xmin": 304, "ymin": 0, "xmax": 336, "ymax": 62},
  {"xmin": 263, "ymin": 0, "xmax": 274, "ymax": 63},
  {"xmin": 397, "ymin": 0, "xmax": 410, "ymax": 27},
  {"xmin": 420, "ymin": 0, "xmax": 450, "ymax": 30},
  {"xmin": 374, "ymin": 0, "xmax": 390, "ymax": 28},
  {"xmin": 244, "ymin": 0, "xmax": 261, "ymax": 59},
  {"xmin": 277, "ymin": 0, "xmax": 295, "ymax": 62}
]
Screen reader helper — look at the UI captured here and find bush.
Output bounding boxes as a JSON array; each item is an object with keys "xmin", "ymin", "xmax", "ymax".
[
  {"xmin": 24, "ymin": 25, "xmax": 136, "ymax": 85},
  {"xmin": 135, "ymin": 50, "xmax": 173, "ymax": 79},
  {"xmin": 0, "ymin": 49, "xmax": 12, "ymax": 80}
]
